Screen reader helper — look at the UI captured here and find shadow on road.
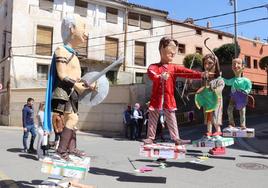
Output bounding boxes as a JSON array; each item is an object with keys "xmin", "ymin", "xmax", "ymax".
[
  {"xmin": 6, "ymin": 148, "xmax": 38, "ymax": 161},
  {"xmin": 90, "ymin": 167, "xmax": 166, "ymax": 184},
  {"xmin": 134, "ymin": 159, "xmax": 214, "ymax": 171},
  {"xmin": 6, "ymin": 148, "xmax": 22, "ymax": 153},
  {"xmin": 240, "ymin": 154, "xmax": 268, "ymax": 160},
  {"xmin": 0, "ymin": 179, "xmax": 43, "ymax": 188},
  {"xmin": 19, "ymin": 154, "xmax": 38, "ymax": 161}
]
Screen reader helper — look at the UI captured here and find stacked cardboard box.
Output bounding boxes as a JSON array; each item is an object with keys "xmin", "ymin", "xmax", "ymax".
[
  {"xmin": 192, "ymin": 136, "xmax": 234, "ymax": 147},
  {"xmin": 223, "ymin": 127, "xmax": 255, "ymax": 138},
  {"xmin": 139, "ymin": 143, "xmax": 186, "ymax": 159},
  {"xmin": 41, "ymin": 155, "xmax": 90, "ymax": 179}
]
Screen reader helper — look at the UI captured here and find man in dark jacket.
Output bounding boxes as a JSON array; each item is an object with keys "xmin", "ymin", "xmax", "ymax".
[{"xmin": 22, "ymin": 97, "xmax": 36, "ymax": 153}]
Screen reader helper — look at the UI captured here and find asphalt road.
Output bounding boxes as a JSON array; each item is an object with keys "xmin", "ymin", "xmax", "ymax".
[{"xmin": 0, "ymin": 114, "xmax": 268, "ymax": 188}]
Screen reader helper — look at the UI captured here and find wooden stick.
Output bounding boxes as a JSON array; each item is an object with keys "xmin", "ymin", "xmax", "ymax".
[{"xmin": 69, "ymin": 180, "xmax": 96, "ymax": 188}]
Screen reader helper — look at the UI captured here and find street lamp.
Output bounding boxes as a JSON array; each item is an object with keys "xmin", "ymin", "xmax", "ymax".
[{"xmin": 229, "ymin": 0, "xmax": 238, "ymax": 58}]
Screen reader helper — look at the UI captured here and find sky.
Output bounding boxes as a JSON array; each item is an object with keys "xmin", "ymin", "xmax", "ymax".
[{"xmin": 128, "ymin": 0, "xmax": 268, "ymax": 42}]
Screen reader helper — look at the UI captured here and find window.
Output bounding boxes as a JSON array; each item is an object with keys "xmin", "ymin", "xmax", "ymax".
[
  {"xmin": 195, "ymin": 47, "xmax": 203, "ymax": 55},
  {"xmin": 128, "ymin": 12, "xmax": 139, "ymax": 27},
  {"xmin": 196, "ymin": 29, "xmax": 202, "ymax": 35},
  {"xmin": 135, "ymin": 41, "xmax": 146, "ymax": 66},
  {"xmin": 4, "ymin": 1, "xmax": 8, "ymax": 16},
  {"xmin": 253, "ymin": 59, "xmax": 258, "ymax": 69},
  {"xmin": 2, "ymin": 32, "xmax": 6, "ymax": 58},
  {"xmin": 140, "ymin": 15, "xmax": 151, "ymax": 29},
  {"xmin": 75, "ymin": 0, "xmax": 87, "ymax": 7},
  {"xmin": 106, "ymin": 71, "xmax": 117, "ymax": 84},
  {"xmin": 36, "ymin": 25, "xmax": 53, "ymax": 56},
  {"xmin": 105, "ymin": 37, "xmax": 118, "ymax": 61},
  {"xmin": 37, "ymin": 64, "xmax": 48, "ymax": 80},
  {"xmin": 218, "ymin": 34, "xmax": 223, "ymax": 40},
  {"xmin": 74, "ymin": 0, "xmax": 87, "ymax": 17},
  {"xmin": 1, "ymin": 67, "xmax": 4, "ymax": 88},
  {"xmin": 106, "ymin": 7, "xmax": 118, "ymax": 24},
  {"xmin": 244, "ymin": 56, "xmax": 251, "ymax": 68},
  {"xmin": 135, "ymin": 73, "xmax": 144, "ymax": 84},
  {"xmin": 74, "ymin": 39, "xmax": 88, "ymax": 58},
  {"xmin": 178, "ymin": 43, "xmax": 186, "ymax": 54},
  {"xmin": 39, "ymin": 0, "xmax": 54, "ymax": 11}
]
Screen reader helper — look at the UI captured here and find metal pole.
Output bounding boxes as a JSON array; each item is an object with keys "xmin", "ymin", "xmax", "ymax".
[{"xmin": 233, "ymin": 0, "xmax": 238, "ymax": 58}]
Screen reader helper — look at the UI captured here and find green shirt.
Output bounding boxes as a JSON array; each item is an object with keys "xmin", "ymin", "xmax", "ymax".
[{"xmin": 223, "ymin": 77, "xmax": 252, "ymax": 94}]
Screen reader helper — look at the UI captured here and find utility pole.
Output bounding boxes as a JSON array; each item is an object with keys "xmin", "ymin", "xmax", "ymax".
[{"xmin": 230, "ymin": 0, "xmax": 238, "ymax": 58}]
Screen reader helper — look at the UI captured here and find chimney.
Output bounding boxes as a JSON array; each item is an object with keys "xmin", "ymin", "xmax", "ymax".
[
  {"xmin": 207, "ymin": 21, "xmax": 211, "ymax": 28},
  {"xmin": 254, "ymin": 36, "xmax": 260, "ymax": 41}
]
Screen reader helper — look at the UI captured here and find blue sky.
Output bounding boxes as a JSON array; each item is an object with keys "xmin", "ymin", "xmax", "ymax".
[{"xmin": 129, "ymin": 0, "xmax": 268, "ymax": 42}]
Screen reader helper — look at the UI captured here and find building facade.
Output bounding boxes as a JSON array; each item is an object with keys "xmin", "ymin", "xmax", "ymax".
[
  {"xmin": 0, "ymin": 0, "xmax": 241, "ymax": 129},
  {"xmin": 238, "ymin": 37, "xmax": 268, "ymax": 95},
  {"xmin": 0, "ymin": 0, "xmax": 169, "ymax": 127}
]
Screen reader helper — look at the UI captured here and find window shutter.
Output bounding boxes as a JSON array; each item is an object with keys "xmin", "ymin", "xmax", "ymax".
[
  {"xmin": 105, "ymin": 37, "xmax": 118, "ymax": 61},
  {"xmin": 135, "ymin": 42, "xmax": 146, "ymax": 66},
  {"xmin": 106, "ymin": 7, "xmax": 118, "ymax": 24},
  {"xmin": 140, "ymin": 15, "xmax": 151, "ymax": 29},
  {"xmin": 128, "ymin": 12, "xmax": 139, "ymax": 27},
  {"xmin": 36, "ymin": 26, "xmax": 53, "ymax": 56},
  {"xmin": 74, "ymin": 40, "xmax": 88, "ymax": 57}
]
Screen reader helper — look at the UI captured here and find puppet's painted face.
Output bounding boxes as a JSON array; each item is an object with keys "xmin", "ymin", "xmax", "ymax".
[
  {"xmin": 203, "ymin": 57, "xmax": 216, "ymax": 73},
  {"xmin": 232, "ymin": 58, "xmax": 244, "ymax": 75},
  {"xmin": 160, "ymin": 41, "xmax": 178, "ymax": 63},
  {"xmin": 71, "ymin": 16, "xmax": 88, "ymax": 46}
]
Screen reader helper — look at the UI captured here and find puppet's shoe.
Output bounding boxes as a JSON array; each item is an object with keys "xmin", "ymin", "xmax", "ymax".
[
  {"xmin": 209, "ymin": 147, "xmax": 225, "ymax": 155},
  {"xmin": 174, "ymin": 139, "xmax": 191, "ymax": 145},
  {"xmin": 212, "ymin": 132, "xmax": 222, "ymax": 136},
  {"xmin": 228, "ymin": 124, "xmax": 236, "ymax": 128},
  {"xmin": 57, "ymin": 152, "xmax": 71, "ymax": 161},
  {"xmin": 240, "ymin": 125, "xmax": 247, "ymax": 130},
  {"xmin": 143, "ymin": 138, "xmax": 154, "ymax": 145},
  {"xmin": 206, "ymin": 132, "xmax": 212, "ymax": 137},
  {"xmin": 69, "ymin": 148, "xmax": 86, "ymax": 158}
]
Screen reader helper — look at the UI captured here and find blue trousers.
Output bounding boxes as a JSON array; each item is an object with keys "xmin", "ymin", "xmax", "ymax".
[{"xmin": 23, "ymin": 124, "xmax": 36, "ymax": 149}]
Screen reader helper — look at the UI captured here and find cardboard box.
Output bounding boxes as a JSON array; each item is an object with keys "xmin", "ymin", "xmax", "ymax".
[
  {"xmin": 139, "ymin": 143, "xmax": 186, "ymax": 159},
  {"xmin": 41, "ymin": 155, "xmax": 90, "ymax": 179},
  {"xmin": 223, "ymin": 127, "xmax": 255, "ymax": 138},
  {"xmin": 192, "ymin": 136, "xmax": 234, "ymax": 148}
]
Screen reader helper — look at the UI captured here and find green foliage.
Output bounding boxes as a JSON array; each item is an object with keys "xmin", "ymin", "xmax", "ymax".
[
  {"xmin": 183, "ymin": 53, "xmax": 203, "ymax": 69},
  {"xmin": 213, "ymin": 43, "xmax": 240, "ymax": 64},
  {"xmin": 259, "ymin": 56, "xmax": 268, "ymax": 70}
]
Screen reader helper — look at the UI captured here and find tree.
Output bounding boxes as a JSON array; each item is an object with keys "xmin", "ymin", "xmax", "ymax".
[
  {"xmin": 259, "ymin": 56, "xmax": 268, "ymax": 96},
  {"xmin": 259, "ymin": 56, "xmax": 268, "ymax": 70},
  {"xmin": 213, "ymin": 43, "xmax": 241, "ymax": 64},
  {"xmin": 183, "ymin": 53, "xmax": 203, "ymax": 69}
]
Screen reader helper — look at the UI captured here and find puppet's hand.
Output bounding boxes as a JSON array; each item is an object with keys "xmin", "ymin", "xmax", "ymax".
[
  {"xmin": 88, "ymin": 81, "xmax": 98, "ymax": 91},
  {"xmin": 74, "ymin": 82, "xmax": 88, "ymax": 95},
  {"xmin": 161, "ymin": 72, "xmax": 169, "ymax": 80}
]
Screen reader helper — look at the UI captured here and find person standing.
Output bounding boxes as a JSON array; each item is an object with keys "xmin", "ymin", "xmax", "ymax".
[
  {"xmin": 36, "ymin": 102, "xmax": 49, "ymax": 159},
  {"xmin": 123, "ymin": 105, "xmax": 132, "ymax": 139},
  {"xmin": 130, "ymin": 103, "xmax": 143, "ymax": 140},
  {"xmin": 22, "ymin": 97, "xmax": 36, "ymax": 153}
]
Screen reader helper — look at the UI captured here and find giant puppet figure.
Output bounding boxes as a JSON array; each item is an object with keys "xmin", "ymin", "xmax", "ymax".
[
  {"xmin": 44, "ymin": 14, "xmax": 95, "ymax": 161},
  {"xmin": 196, "ymin": 54, "xmax": 225, "ymax": 137},
  {"xmin": 143, "ymin": 37, "xmax": 208, "ymax": 146},
  {"xmin": 224, "ymin": 58, "xmax": 252, "ymax": 129}
]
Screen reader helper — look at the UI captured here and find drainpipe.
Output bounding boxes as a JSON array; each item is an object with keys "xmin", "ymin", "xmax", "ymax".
[
  {"xmin": 171, "ymin": 21, "xmax": 173, "ymax": 38},
  {"xmin": 123, "ymin": 7, "xmax": 128, "ymax": 71}
]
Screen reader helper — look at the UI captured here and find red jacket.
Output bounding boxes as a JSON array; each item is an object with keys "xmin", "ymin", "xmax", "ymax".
[{"xmin": 148, "ymin": 63, "xmax": 202, "ymax": 110}]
